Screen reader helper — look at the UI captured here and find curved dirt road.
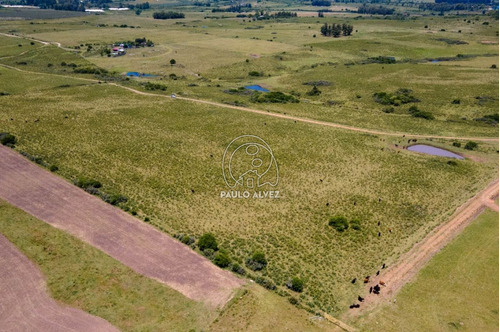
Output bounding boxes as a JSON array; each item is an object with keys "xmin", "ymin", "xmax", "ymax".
[
  {"xmin": 0, "ymin": 145, "xmax": 244, "ymax": 308},
  {"xmin": 0, "ymin": 60, "xmax": 497, "ymax": 142},
  {"xmin": 349, "ymin": 179, "xmax": 499, "ymax": 316},
  {"xmin": 0, "ymin": 234, "xmax": 119, "ymax": 332}
]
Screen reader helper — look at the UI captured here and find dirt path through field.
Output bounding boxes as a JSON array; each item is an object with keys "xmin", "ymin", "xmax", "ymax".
[
  {"xmin": 0, "ymin": 60, "xmax": 497, "ymax": 142},
  {"xmin": 0, "ymin": 145, "xmax": 244, "ymax": 308},
  {"xmin": 0, "ymin": 233, "xmax": 119, "ymax": 332},
  {"xmin": 347, "ymin": 179, "xmax": 499, "ymax": 317}
]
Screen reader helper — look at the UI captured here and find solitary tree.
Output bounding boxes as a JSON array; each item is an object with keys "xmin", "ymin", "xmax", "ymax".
[{"xmin": 170, "ymin": 59, "xmax": 176, "ymax": 65}]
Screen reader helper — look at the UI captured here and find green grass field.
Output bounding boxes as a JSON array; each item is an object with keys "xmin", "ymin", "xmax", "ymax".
[
  {"xmin": 0, "ymin": 62, "xmax": 497, "ymax": 315},
  {"xmin": 352, "ymin": 209, "xmax": 499, "ymax": 332},
  {"xmin": 0, "ymin": 200, "xmax": 336, "ymax": 332}
]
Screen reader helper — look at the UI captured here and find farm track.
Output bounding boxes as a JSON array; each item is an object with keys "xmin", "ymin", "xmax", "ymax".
[
  {"xmin": 0, "ymin": 233, "xmax": 119, "ymax": 332},
  {"xmin": 348, "ymin": 179, "xmax": 499, "ymax": 317},
  {"xmin": 0, "ymin": 32, "xmax": 498, "ymax": 142},
  {"xmin": 0, "ymin": 145, "xmax": 244, "ymax": 308}
]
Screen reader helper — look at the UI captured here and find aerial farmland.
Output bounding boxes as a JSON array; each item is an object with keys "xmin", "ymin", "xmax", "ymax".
[{"xmin": 0, "ymin": 0, "xmax": 498, "ymax": 331}]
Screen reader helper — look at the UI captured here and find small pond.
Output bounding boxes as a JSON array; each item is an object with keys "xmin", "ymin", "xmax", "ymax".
[
  {"xmin": 126, "ymin": 72, "xmax": 156, "ymax": 77},
  {"xmin": 245, "ymin": 85, "xmax": 269, "ymax": 92},
  {"xmin": 407, "ymin": 144, "xmax": 464, "ymax": 159}
]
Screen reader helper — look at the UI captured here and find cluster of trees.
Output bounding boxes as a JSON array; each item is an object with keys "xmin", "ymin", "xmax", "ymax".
[
  {"xmin": 312, "ymin": 0, "xmax": 331, "ymax": 6},
  {"xmin": 22, "ymin": 0, "xmax": 85, "ymax": 11},
  {"xmin": 328, "ymin": 216, "xmax": 362, "ymax": 232},
  {"xmin": 357, "ymin": 5, "xmax": 395, "ymax": 15},
  {"xmin": 128, "ymin": 2, "xmax": 150, "ymax": 9},
  {"xmin": 418, "ymin": 2, "xmax": 485, "ymax": 11},
  {"xmin": 247, "ymin": 10, "xmax": 297, "ymax": 19},
  {"xmin": 212, "ymin": 4, "xmax": 251, "ymax": 12},
  {"xmin": 320, "ymin": 23, "xmax": 353, "ymax": 37},
  {"xmin": 152, "ymin": 11, "xmax": 185, "ymax": 19}
]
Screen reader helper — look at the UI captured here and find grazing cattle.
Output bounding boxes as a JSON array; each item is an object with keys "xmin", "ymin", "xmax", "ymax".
[
  {"xmin": 378, "ymin": 221, "xmax": 381, "ymax": 226},
  {"xmin": 374, "ymin": 290, "xmax": 380, "ymax": 295},
  {"xmin": 395, "ymin": 144, "xmax": 398, "ymax": 147},
  {"xmin": 351, "ymin": 278, "xmax": 357, "ymax": 284},
  {"xmin": 389, "ymin": 228, "xmax": 392, "ymax": 233},
  {"xmin": 349, "ymin": 304, "xmax": 354, "ymax": 309},
  {"xmin": 354, "ymin": 201, "xmax": 356, "ymax": 206},
  {"xmin": 369, "ymin": 286, "xmax": 373, "ymax": 294},
  {"xmin": 191, "ymin": 189, "xmax": 195, "ymax": 193},
  {"xmin": 379, "ymin": 281, "xmax": 386, "ymax": 286},
  {"xmin": 363, "ymin": 277, "xmax": 370, "ymax": 283},
  {"xmin": 320, "ymin": 179, "xmax": 323, "ymax": 182},
  {"xmin": 378, "ymin": 232, "xmax": 381, "ymax": 237},
  {"xmin": 358, "ymin": 296, "xmax": 364, "ymax": 302},
  {"xmin": 378, "ymin": 198, "xmax": 382, "ymax": 202},
  {"xmin": 382, "ymin": 263, "xmax": 386, "ymax": 269},
  {"xmin": 374, "ymin": 284, "xmax": 381, "ymax": 292},
  {"xmin": 376, "ymin": 270, "xmax": 380, "ymax": 276},
  {"xmin": 326, "ymin": 202, "xmax": 330, "ymax": 206}
]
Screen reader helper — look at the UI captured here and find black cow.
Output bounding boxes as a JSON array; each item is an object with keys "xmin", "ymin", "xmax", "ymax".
[
  {"xmin": 358, "ymin": 296, "xmax": 364, "ymax": 302},
  {"xmin": 369, "ymin": 286, "xmax": 373, "ymax": 294},
  {"xmin": 376, "ymin": 270, "xmax": 380, "ymax": 276},
  {"xmin": 351, "ymin": 278, "xmax": 357, "ymax": 284}
]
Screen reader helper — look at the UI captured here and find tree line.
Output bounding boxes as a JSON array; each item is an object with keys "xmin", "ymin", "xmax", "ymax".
[
  {"xmin": 320, "ymin": 23, "xmax": 353, "ymax": 37},
  {"xmin": 152, "ymin": 11, "xmax": 185, "ymax": 19}
]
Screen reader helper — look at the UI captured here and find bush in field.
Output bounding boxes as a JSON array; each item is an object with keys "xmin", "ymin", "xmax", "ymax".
[
  {"xmin": 101, "ymin": 193, "xmax": 128, "ymax": 205},
  {"xmin": 373, "ymin": 89, "xmax": 419, "ymax": 106},
  {"xmin": 329, "ymin": 216, "xmax": 349, "ymax": 232},
  {"xmin": 286, "ymin": 277, "xmax": 304, "ymax": 292},
  {"xmin": 181, "ymin": 235, "xmax": 195, "ymax": 245},
  {"xmin": 74, "ymin": 177, "xmax": 102, "ymax": 190},
  {"xmin": 306, "ymin": 85, "xmax": 321, "ymax": 96},
  {"xmin": 231, "ymin": 263, "xmax": 246, "ymax": 275},
  {"xmin": 246, "ymin": 251, "xmax": 267, "ymax": 271},
  {"xmin": 214, "ymin": 251, "xmax": 231, "ymax": 268},
  {"xmin": 452, "ymin": 142, "xmax": 461, "ymax": 148},
  {"xmin": 198, "ymin": 233, "xmax": 218, "ymax": 251},
  {"xmin": 408, "ymin": 105, "xmax": 434, "ymax": 120},
  {"xmin": 144, "ymin": 82, "xmax": 167, "ymax": 91},
  {"xmin": 350, "ymin": 219, "xmax": 361, "ymax": 231},
  {"xmin": 256, "ymin": 276, "xmax": 276, "ymax": 290},
  {"xmin": 248, "ymin": 71, "xmax": 262, "ymax": 77},
  {"xmin": 464, "ymin": 141, "xmax": 478, "ymax": 150},
  {"xmin": 251, "ymin": 91, "xmax": 299, "ymax": 104},
  {"xmin": 0, "ymin": 133, "xmax": 16, "ymax": 147}
]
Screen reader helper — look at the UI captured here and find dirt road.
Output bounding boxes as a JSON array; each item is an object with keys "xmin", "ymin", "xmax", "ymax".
[
  {"xmin": 0, "ymin": 233, "xmax": 119, "ymax": 332},
  {"xmin": 0, "ymin": 145, "xmax": 244, "ymax": 308},
  {"xmin": 350, "ymin": 179, "xmax": 499, "ymax": 315},
  {"xmin": 0, "ymin": 60, "xmax": 497, "ymax": 142}
]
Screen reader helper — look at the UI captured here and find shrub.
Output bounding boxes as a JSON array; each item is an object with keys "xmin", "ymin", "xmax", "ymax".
[
  {"xmin": 464, "ymin": 141, "xmax": 478, "ymax": 150},
  {"xmin": 289, "ymin": 297, "xmax": 299, "ymax": 305},
  {"xmin": 251, "ymin": 91, "xmax": 299, "ymax": 104},
  {"xmin": 248, "ymin": 71, "xmax": 262, "ymax": 77},
  {"xmin": 102, "ymin": 193, "xmax": 128, "ymax": 205},
  {"xmin": 350, "ymin": 219, "xmax": 361, "ymax": 231},
  {"xmin": 452, "ymin": 142, "xmax": 461, "ymax": 148},
  {"xmin": 181, "ymin": 235, "xmax": 195, "ymax": 245},
  {"xmin": 306, "ymin": 85, "xmax": 321, "ymax": 96},
  {"xmin": 328, "ymin": 216, "xmax": 349, "ymax": 232},
  {"xmin": 214, "ymin": 252, "xmax": 231, "ymax": 268},
  {"xmin": 408, "ymin": 106, "xmax": 434, "ymax": 120},
  {"xmin": 451, "ymin": 99, "xmax": 460, "ymax": 104},
  {"xmin": 144, "ymin": 82, "xmax": 167, "ymax": 91},
  {"xmin": 170, "ymin": 59, "xmax": 176, "ymax": 65},
  {"xmin": 203, "ymin": 248, "xmax": 215, "ymax": 259},
  {"xmin": 75, "ymin": 177, "xmax": 102, "ymax": 190},
  {"xmin": 198, "ymin": 233, "xmax": 218, "ymax": 251},
  {"xmin": 49, "ymin": 165, "xmax": 59, "ymax": 172},
  {"xmin": 256, "ymin": 276, "xmax": 276, "ymax": 290},
  {"xmin": 231, "ymin": 263, "xmax": 246, "ymax": 275},
  {"xmin": 287, "ymin": 277, "xmax": 304, "ymax": 292},
  {"xmin": 373, "ymin": 89, "xmax": 419, "ymax": 106},
  {"xmin": 382, "ymin": 107, "xmax": 394, "ymax": 113},
  {"xmin": 0, "ymin": 133, "xmax": 16, "ymax": 146},
  {"xmin": 246, "ymin": 251, "xmax": 267, "ymax": 271}
]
